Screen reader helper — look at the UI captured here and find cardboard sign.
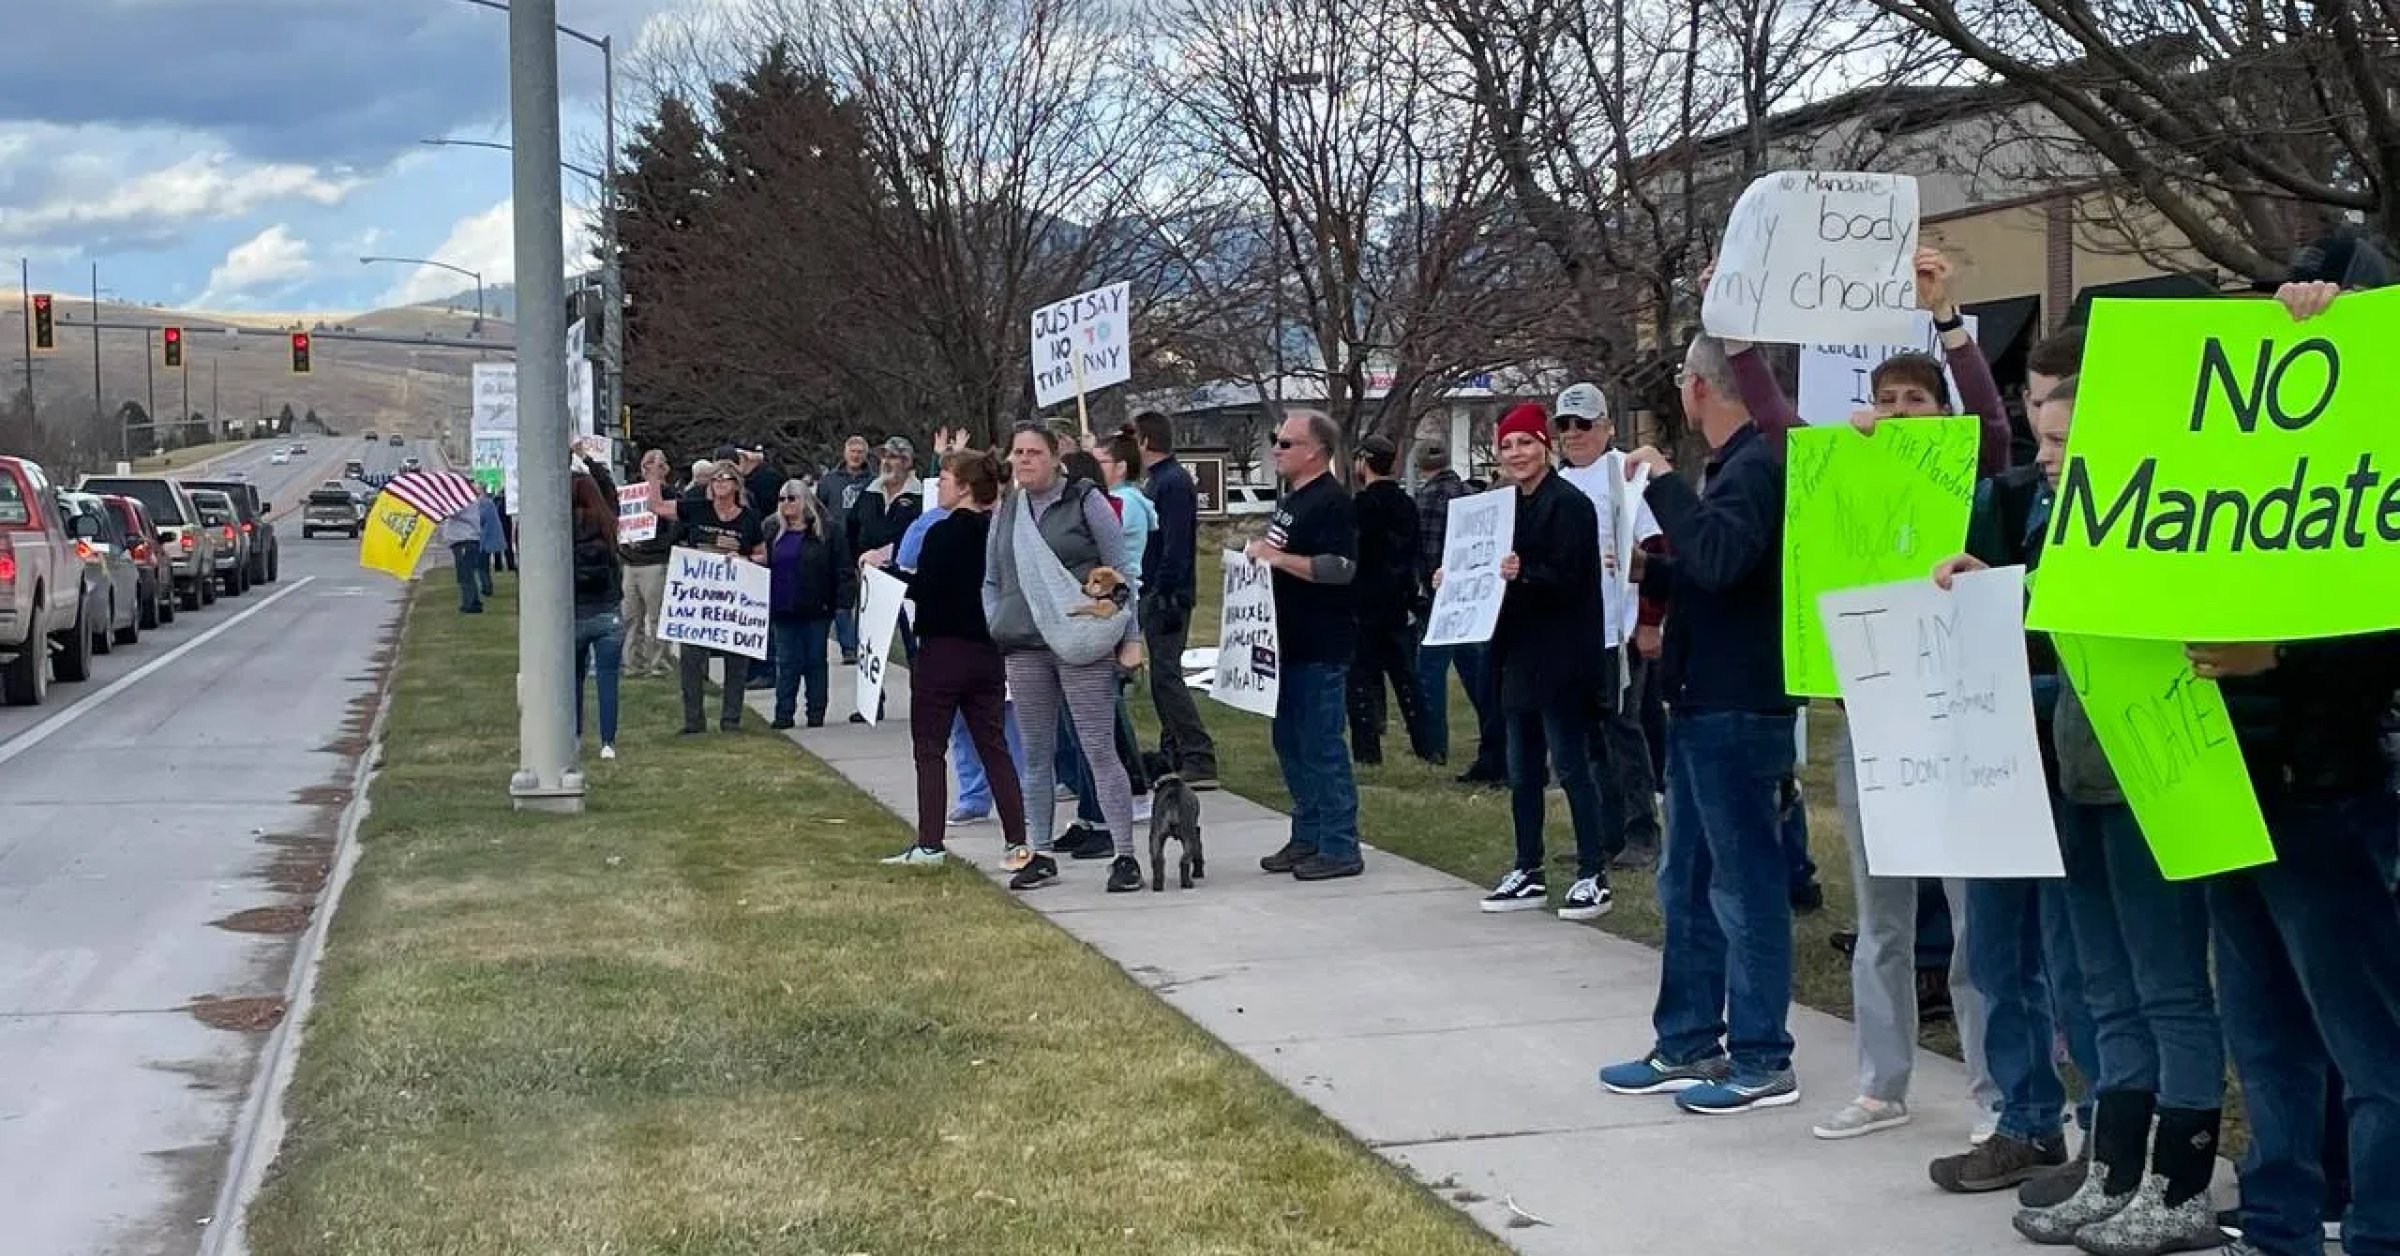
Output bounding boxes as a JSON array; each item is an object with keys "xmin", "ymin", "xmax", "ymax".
[
  {"xmin": 1211, "ymin": 549, "xmax": 1280, "ymax": 716},
  {"xmin": 1422, "ymin": 486, "xmax": 1513, "ymax": 647},
  {"xmin": 854, "ymin": 566, "xmax": 909, "ymax": 725},
  {"xmin": 1703, "ymin": 170, "xmax": 1921, "ymax": 346},
  {"xmin": 1798, "ymin": 311, "xmax": 1978, "ymax": 425},
  {"xmin": 1031, "ymin": 282, "xmax": 1131, "ymax": 408},
  {"xmin": 617, "ymin": 483, "xmax": 657, "ymax": 544},
  {"xmin": 656, "ymin": 546, "xmax": 769, "ymax": 660}
]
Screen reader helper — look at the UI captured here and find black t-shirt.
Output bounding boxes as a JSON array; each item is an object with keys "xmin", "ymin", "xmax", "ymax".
[
  {"xmin": 1266, "ymin": 472, "xmax": 1358, "ymax": 665},
  {"xmin": 679, "ymin": 504, "xmax": 765, "ymax": 558}
]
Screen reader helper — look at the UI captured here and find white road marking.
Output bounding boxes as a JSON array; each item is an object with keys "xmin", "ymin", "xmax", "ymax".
[{"xmin": 0, "ymin": 577, "xmax": 320, "ymax": 771}]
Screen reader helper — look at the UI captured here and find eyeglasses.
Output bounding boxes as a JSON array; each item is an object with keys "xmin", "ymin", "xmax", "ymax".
[
  {"xmin": 778, "ymin": 494, "xmax": 804, "ymax": 502},
  {"xmin": 1552, "ymin": 417, "xmax": 1601, "ymax": 432}
]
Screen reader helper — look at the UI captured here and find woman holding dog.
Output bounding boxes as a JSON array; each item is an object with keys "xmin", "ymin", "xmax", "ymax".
[
  {"xmin": 984, "ymin": 423, "xmax": 1146, "ymax": 894},
  {"xmin": 882, "ymin": 446, "xmax": 1028, "ymax": 867}
]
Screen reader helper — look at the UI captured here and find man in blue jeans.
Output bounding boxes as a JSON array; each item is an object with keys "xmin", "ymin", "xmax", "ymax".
[
  {"xmin": 1248, "ymin": 409, "xmax": 1364, "ymax": 881},
  {"xmin": 1597, "ymin": 333, "xmax": 1800, "ymax": 1115},
  {"xmin": 1410, "ymin": 442, "xmax": 1493, "ymax": 768}
]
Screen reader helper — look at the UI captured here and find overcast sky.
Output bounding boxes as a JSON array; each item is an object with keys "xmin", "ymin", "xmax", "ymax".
[{"xmin": 0, "ymin": 0, "xmax": 706, "ymax": 314}]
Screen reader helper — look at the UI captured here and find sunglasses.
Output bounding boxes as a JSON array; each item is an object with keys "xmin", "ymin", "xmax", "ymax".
[
  {"xmin": 778, "ymin": 493, "xmax": 805, "ymax": 502},
  {"xmin": 1274, "ymin": 439, "xmax": 1308, "ymax": 451},
  {"xmin": 1552, "ymin": 416, "xmax": 1602, "ymax": 432}
]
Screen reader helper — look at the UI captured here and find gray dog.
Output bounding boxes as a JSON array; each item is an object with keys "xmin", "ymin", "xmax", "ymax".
[{"xmin": 1148, "ymin": 774, "xmax": 1204, "ymax": 891}]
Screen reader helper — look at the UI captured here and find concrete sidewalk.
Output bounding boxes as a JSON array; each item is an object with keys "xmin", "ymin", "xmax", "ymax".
[{"xmin": 760, "ymin": 668, "xmax": 2033, "ymax": 1254}]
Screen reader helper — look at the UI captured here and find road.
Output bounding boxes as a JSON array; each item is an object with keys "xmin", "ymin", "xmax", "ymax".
[{"xmin": 0, "ymin": 434, "xmax": 430, "ymax": 1256}]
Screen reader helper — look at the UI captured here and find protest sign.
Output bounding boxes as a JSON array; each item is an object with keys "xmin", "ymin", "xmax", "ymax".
[
  {"xmin": 1704, "ymin": 171, "xmax": 1921, "ymax": 347},
  {"xmin": 617, "ymin": 483, "xmax": 657, "ymax": 544},
  {"xmin": 566, "ymin": 318, "xmax": 595, "ymax": 438},
  {"xmin": 1798, "ymin": 311, "xmax": 1978, "ymax": 425},
  {"xmin": 2027, "ymin": 293, "xmax": 2400, "ymax": 640},
  {"xmin": 1820, "ymin": 567, "xmax": 2063, "ymax": 878},
  {"xmin": 1422, "ymin": 486, "xmax": 1514, "ymax": 647},
  {"xmin": 1783, "ymin": 417, "xmax": 1978, "ymax": 697},
  {"xmin": 1212, "ymin": 550, "xmax": 1281, "ymax": 716},
  {"xmin": 470, "ymin": 362, "xmax": 519, "ymax": 512},
  {"xmin": 2051, "ymin": 633, "xmax": 2275, "ymax": 880},
  {"xmin": 854, "ymin": 566, "xmax": 909, "ymax": 725},
  {"xmin": 1031, "ymin": 282, "xmax": 1132, "ymax": 409},
  {"xmin": 656, "ymin": 547, "xmax": 770, "ymax": 661}
]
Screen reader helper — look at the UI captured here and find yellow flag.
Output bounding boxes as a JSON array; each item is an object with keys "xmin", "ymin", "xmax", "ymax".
[{"xmin": 358, "ymin": 492, "xmax": 434, "ymax": 580}]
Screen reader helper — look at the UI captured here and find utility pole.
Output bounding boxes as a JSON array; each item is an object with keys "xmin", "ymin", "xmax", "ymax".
[
  {"xmin": 211, "ymin": 358, "xmax": 220, "ymax": 438},
  {"xmin": 17, "ymin": 259, "xmax": 32, "ymax": 423},
  {"xmin": 600, "ymin": 34, "xmax": 623, "ymax": 450},
  {"xmin": 92, "ymin": 263, "xmax": 115, "ymax": 464},
  {"xmin": 145, "ymin": 329, "xmax": 156, "ymax": 443},
  {"xmin": 509, "ymin": 0, "xmax": 585, "ymax": 811},
  {"xmin": 182, "ymin": 347, "xmax": 191, "ymax": 436}
]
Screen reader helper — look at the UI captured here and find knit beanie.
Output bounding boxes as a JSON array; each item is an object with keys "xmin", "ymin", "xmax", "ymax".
[{"xmin": 1496, "ymin": 402, "xmax": 1552, "ymax": 450}]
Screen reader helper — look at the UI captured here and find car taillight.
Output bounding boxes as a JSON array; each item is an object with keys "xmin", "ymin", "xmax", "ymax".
[
  {"xmin": 242, "ymin": 521, "xmax": 254, "ymax": 534},
  {"xmin": 0, "ymin": 548, "xmax": 14, "ymax": 586},
  {"xmin": 74, "ymin": 539, "xmax": 95, "ymax": 562},
  {"xmin": 131, "ymin": 541, "xmax": 150, "ymax": 560},
  {"xmin": 178, "ymin": 533, "xmax": 195, "ymax": 552},
  {"xmin": 221, "ymin": 525, "xmax": 237, "ymax": 545}
]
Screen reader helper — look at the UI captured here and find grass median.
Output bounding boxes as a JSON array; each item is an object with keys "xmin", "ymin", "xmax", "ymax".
[{"xmin": 247, "ymin": 579, "xmax": 1503, "ymax": 1256}]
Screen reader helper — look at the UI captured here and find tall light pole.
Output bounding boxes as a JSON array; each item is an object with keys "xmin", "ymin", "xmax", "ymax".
[{"xmin": 360, "ymin": 256, "xmax": 485, "ymax": 330}]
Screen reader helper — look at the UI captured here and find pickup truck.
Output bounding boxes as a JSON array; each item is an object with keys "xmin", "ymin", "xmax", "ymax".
[
  {"xmin": 1, "ymin": 455, "xmax": 95, "ymax": 705},
  {"xmin": 303, "ymin": 484, "xmax": 364, "ymax": 539}
]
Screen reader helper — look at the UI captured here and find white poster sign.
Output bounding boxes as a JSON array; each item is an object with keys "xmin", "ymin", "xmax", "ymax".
[
  {"xmin": 1422, "ymin": 486, "xmax": 1514, "ymax": 647},
  {"xmin": 656, "ymin": 546, "xmax": 770, "ymax": 661},
  {"xmin": 1798, "ymin": 311, "xmax": 1980, "ymax": 425},
  {"xmin": 1703, "ymin": 170, "xmax": 1921, "ymax": 347},
  {"xmin": 470, "ymin": 362, "xmax": 520, "ymax": 514},
  {"xmin": 617, "ymin": 483, "xmax": 657, "ymax": 544},
  {"xmin": 1211, "ymin": 549, "xmax": 1280, "ymax": 716},
  {"xmin": 1819, "ymin": 565, "xmax": 2063, "ymax": 878},
  {"xmin": 1030, "ymin": 281, "xmax": 1131, "ymax": 408},
  {"xmin": 566, "ymin": 318, "xmax": 595, "ymax": 438},
  {"xmin": 854, "ymin": 566, "xmax": 909, "ymax": 725}
]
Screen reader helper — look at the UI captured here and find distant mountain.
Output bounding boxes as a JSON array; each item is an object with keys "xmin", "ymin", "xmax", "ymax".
[{"xmin": 415, "ymin": 282, "xmax": 518, "ymax": 324}]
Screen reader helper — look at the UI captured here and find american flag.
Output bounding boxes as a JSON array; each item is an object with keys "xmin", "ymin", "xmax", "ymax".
[{"xmin": 382, "ymin": 470, "xmax": 481, "ymax": 521}]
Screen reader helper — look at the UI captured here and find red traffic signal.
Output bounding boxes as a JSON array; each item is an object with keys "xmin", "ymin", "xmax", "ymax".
[
  {"xmin": 163, "ymin": 326, "xmax": 184, "ymax": 368},
  {"xmin": 31, "ymin": 294, "xmax": 54, "ymax": 350},
  {"xmin": 290, "ymin": 332, "xmax": 312, "ymax": 374}
]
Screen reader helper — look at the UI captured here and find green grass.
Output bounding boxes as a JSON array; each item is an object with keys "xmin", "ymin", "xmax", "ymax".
[
  {"xmin": 134, "ymin": 438, "xmax": 262, "ymax": 471},
  {"xmin": 247, "ymin": 580, "xmax": 1505, "ymax": 1256}
]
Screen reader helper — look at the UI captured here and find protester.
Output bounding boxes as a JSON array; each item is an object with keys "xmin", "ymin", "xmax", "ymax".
[
  {"xmin": 476, "ymin": 489, "xmax": 506, "ymax": 600},
  {"xmin": 983, "ymin": 424, "xmax": 1144, "ymax": 893},
  {"xmin": 1452, "ymin": 403, "xmax": 1613, "ymax": 920},
  {"xmin": 1412, "ymin": 441, "xmax": 1500, "ymax": 778},
  {"xmin": 1249, "ymin": 410, "xmax": 1366, "ymax": 882},
  {"xmin": 736, "ymin": 442, "xmax": 787, "ymax": 525},
  {"xmin": 675, "ymin": 461, "xmax": 765, "ymax": 734},
  {"xmin": 850, "ymin": 436, "xmax": 925, "ymax": 561},
  {"xmin": 817, "ymin": 434, "xmax": 875, "ymax": 664},
  {"xmin": 1093, "ymin": 433, "xmax": 1159, "ymax": 816},
  {"xmin": 440, "ymin": 497, "xmax": 486, "ymax": 614},
  {"xmin": 884, "ymin": 446, "xmax": 1029, "ymax": 867},
  {"xmin": 619, "ymin": 449, "xmax": 677, "ymax": 678},
  {"xmin": 1346, "ymin": 435, "xmax": 1438, "ymax": 766},
  {"xmin": 764, "ymin": 479, "xmax": 849, "ymax": 730},
  {"xmin": 568, "ymin": 461, "xmax": 624, "ymax": 761},
  {"xmin": 1131, "ymin": 411, "xmax": 1218, "ymax": 789}
]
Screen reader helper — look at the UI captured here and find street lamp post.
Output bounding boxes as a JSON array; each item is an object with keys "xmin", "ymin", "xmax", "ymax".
[{"xmin": 360, "ymin": 256, "xmax": 485, "ymax": 329}]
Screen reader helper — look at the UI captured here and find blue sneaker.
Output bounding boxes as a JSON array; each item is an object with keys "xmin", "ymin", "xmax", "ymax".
[
  {"xmin": 1598, "ymin": 1051, "xmax": 1733, "ymax": 1095},
  {"xmin": 1676, "ymin": 1070, "xmax": 1801, "ymax": 1115}
]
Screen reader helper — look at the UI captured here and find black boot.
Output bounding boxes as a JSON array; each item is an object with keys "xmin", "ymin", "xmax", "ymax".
[
  {"xmin": 2094, "ymin": 1089, "xmax": 2158, "ymax": 1196},
  {"xmin": 2153, "ymin": 1106, "xmax": 2220, "ymax": 1208}
]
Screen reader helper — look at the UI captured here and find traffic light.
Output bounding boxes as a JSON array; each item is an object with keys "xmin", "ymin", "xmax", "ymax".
[
  {"xmin": 31, "ymin": 294, "xmax": 54, "ymax": 350},
  {"xmin": 163, "ymin": 326, "xmax": 183, "ymax": 369},
  {"xmin": 290, "ymin": 331, "xmax": 311, "ymax": 374}
]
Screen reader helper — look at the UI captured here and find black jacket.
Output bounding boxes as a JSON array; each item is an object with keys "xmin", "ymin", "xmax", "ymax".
[
  {"xmin": 849, "ymin": 479, "xmax": 923, "ymax": 557},
  {"xmin": 1142, "ymin": 456, "xmax": 1199, "ymax": 608},
  {"xmin": 744, "ymin": 461, "xmax": 788, "ymax": 517},
  {"xmin": 1353, "ymin": 479, "xmax": 1420, "ymax": 625},
  {"xmin": 1492, "ymin": 471, "xmax": 1606, "ymax": 712},
  {"xmin": 1641, "ymin": 424, "xmax": 1797, "ymax": 715},
  {"xmin": 1964, "ymin": 464, "xmax": 2061, "ymax": 681},
  {"xmin": 572, "ymin": 458, "xmax": 624, "ymax": 619}
]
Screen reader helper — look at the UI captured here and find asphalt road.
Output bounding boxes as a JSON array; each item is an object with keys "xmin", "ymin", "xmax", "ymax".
[{"xmin": 0, "ymin": 435, "xmax": 429, "ymax": 1255}]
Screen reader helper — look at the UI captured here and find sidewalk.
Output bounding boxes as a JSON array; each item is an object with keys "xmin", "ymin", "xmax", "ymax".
[{"xmin": 761, "ymin": 668, "xmax": 2031, "ymax": 1255}]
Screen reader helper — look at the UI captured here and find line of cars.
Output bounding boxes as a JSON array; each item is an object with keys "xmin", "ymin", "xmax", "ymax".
[{"xmin": 0, "ymin": 454, "xmax": 285, "ymax": 706}]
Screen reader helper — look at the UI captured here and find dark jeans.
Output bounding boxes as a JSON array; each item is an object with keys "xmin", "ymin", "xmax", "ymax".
[
  {"xmin": 2057, "ymin": 800, "xmax": 2222, "ymax": 1110},
  {"xmin": 1917, "ymin": 878, "xmax": 1954, "ymax": 970},
  {"xmin": 911, "ymin": 638, "xmax": 1024, "ymax": 850},
  {"xmin": 1967, "ymin": 872, "xmax": 2101, "ymax": 1142},
  {"xmin": 477, "ymin": 552, "xmax": 495, "ymax": 596},
  {"xmin": 834, "ymin": 607, "xmax": 858, "ymax": 659},
  {"xmin": 1596, "ymin": 649, "xmax": 1662, "ymax": 856},
  {"xmin": 1272, "ymin": 662, "xmax": 1360, "ymax": 864},
  {"xmin": 572, "ymin": 609, "xmax": 623, "ymax": 745},
  {"xmin": 2210, "ymin": 791, "xmax": 2400, "ymax": 1256},
  {"xmin": 1140, "ymin": 596, "xmax": 1217, "ymax": 778},
  {"xmin": 1414, "ymin": 638, "xmax": 1490, "ymax": 764},
  {"xmin": 678, "ymin": 645, "xmax": 750, "ymax": 732},
  {"xmin": 770, "ymin": 616, "xmax": 832, "ymax": 724},
  {"xmin": 1461, "ymin": 646, "xmax": 1509, "ymax": 776},
  {"xmin": 1508, "ymin": 701, "xmax": 1609, "ymax": 880},
  {"xmin": 1653, "ymin": 710, "xmax": 1798, "ymax": 1078},
  {"xmin": 1778, "ymin": 774, "xmax": 1817, "ymax": 894},
  {"xmin": 1348, "ymin": 614, "xmax": 1435, "ymax": 763},
  {"xmin": 450, "ymin": 541, "xmax": 482, "ymax": 612}
]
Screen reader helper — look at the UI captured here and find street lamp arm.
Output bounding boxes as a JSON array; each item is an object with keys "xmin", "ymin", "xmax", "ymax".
[
  {"xmin": 451, "ymin": 0, "xmax": 606, "ymax": 49},
  {"xmin": 360, "ymin": 256, "xmax": 484, "ymax": 284},
  {"xmin": 421, "ymin": 137, "xmax": 602, "ymax": 182}
]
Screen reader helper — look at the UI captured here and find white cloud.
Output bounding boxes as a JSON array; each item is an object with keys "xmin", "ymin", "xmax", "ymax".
[
  {"xmin": 379, "ymin": 198, "xmax": 599, "ymax": 307},
  {"xmin": 0, "ymin": 125, "xmax": 364, "ymax": 249},
  {"xmin": 196, "ymin": 224, "xmax": 316, "ymax": 307}
]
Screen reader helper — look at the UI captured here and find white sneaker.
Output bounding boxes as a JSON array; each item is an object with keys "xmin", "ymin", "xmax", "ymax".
[
  {"xmin": 599, "ymin": 744, "xmax": 617, "ymax": 761},
  {"xmin": 1813, "ymin": 1096, "xmax": 1911, "ymax": 1140},
  {"xmin": 880, "ymin": 845, "xmax": 947, "ymax": 867},
  {"xmin": 1480, "ymin": 868, "xmax": 1546, "ymax": 912},
  {"xmin": 1558, "ymin": 877, "xmax": 1614, "ymax": 922}
]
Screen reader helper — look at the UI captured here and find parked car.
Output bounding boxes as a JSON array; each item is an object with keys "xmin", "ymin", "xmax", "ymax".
[
  {"xmin": 59, "ymin": 492, "xmax": 141, "ymax": 652},
  {"xmin": 303, "ymin": 484, "xmax": 365, "ymax": 539},
  {"xmin": 185, "ymin": 476, "xmax": 280, "ymax": 584},
  {"xmin": 190, "ymin": 489, "xmax": 251, "ymax": 597},
  {"xmin": 1, "ymin": 456, "xmax": 95, "ymax": 705},
  {"xmin": 99, "ymin": 493, "xmax": 173, "ymax": 629},
  {"xmin": 78, "ymin": 475, "xmax": 218, "ymax": 611}
]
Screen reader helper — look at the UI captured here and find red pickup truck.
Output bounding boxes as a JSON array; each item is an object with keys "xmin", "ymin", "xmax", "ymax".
[{"xmin": 0, "ymin": 455, "xmax": 94, "ymax": 705}]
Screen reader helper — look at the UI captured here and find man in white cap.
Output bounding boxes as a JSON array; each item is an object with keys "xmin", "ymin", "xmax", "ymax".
[{"xmin": 1551, "ymin": 381, "xmax": 1665, "ymax": 870}]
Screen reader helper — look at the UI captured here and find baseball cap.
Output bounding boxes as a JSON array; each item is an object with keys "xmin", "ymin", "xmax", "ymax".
[
  {"xmin": 1357, "ymin": 434, "xmax": 1397, "ymax": 461},
  {"xmin": 1415, "ymin": 441, "xmax": 1450, "ymax": 470},
  {"xmin": 1555, "ymin": 382, "xmax": 1608, "ymax": 423},
  {"xmin": 881, "ymin": 436, "xmax": 915, "ymax": 459},
  {"xmin": 712, "ymin": 443, "xmax": 740, "ymax": 461}
]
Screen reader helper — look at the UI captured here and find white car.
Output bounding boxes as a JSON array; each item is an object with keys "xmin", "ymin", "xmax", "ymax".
[{"xmin": 269, "ymin": 449, "xmax": 292, "ymax": 466}]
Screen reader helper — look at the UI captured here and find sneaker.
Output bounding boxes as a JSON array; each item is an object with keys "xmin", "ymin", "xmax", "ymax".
[
  {"xmin": 881, "ymin": 845, "xmax": 948, "ymax": 868},
  {"xmin": 1480, "ymin": 868, "xmax": 1547, "ymax": 913},
  {"xmin": 2012, "ymin": 1160, "xmax": 2133, "ymax": 1245},
  {"xmin": 1813, "ymin": 1096, "xmax": 1912, "ymax": 1141},
  {"xmin": 948, "ymin": 807, "xmax": 991, "ymax": 827},
  {"xmin": 1790, "ymin": 880, "xmax": 1826, "ymax": 914},
  {"xmin": 1455, "ymin": 767, "xmax": 1505, "ymax": 786},
  {"xmin": 599, "ymin": 744, "xmax": 616, "ymax": 761},
  {"xmin": 1001, "ymin": 844, "xmax": 1033, "ymax": 873},
  {"xmin": 848, "ymin": 712, "xmax": 867, "ymax": 724},
  {"xmin": 1558, "ymin": 877, "xmax": 1614, "ymax": 922},
  {"xmin": 1677, "ymin": 1070, "xmax": 1800, "ymax": 1115},
  {"xmin": 1106, "ymin": 855, "xmax": 1143, "ymax": 893},
  {"xmin": 806, "ymin": 716, "xmax": 825, "ymax": 729},
  {"xmin": 1008, "ymin": 854, "xmax": 1059, "ymax": 890},
  {"xmin": 1292, "ymin": 854, "xmax": 1363, "ymax": 881},
  {"xmin": 770, "ymin": 717, "xmax": 795, "ymax": 730},
  {"xmin": 2020, "ymin": 1141, "xmax": 2094, "ymax": 1208},
  {"xmin": 1598, "ymin": 1052, "xmax": 1732, "ymax": 1096},
  {"xmin": 1260, "ymin": 841, "xmax": 1314, "ymax": 874},
  {"xmin": 1932, "ymin": 1133, "xmax": 2070, "ymax": 1194},
  {"xmin": 1059, "ymin": 823, "xmax": 1115, "ymax": 860},
  {"xmin": 841, "ymin": 652, "xmax": 859, "ymax": 665},
  {"xmin": 2071, "ymin": 1176, "xmax": 2224, "ymax": 1256}
]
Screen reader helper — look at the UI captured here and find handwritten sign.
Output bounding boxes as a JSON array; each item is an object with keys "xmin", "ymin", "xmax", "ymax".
[
  {"xmin": 656, "ymin": 546, "xmax": 770, "ymax": 660},
  {"xmin": 1704, "ymin": 170, "xmax": 1921, "ymax": 346},
  {"xmin": 1783, "ymin": 417, "xmax": 1978, "ymax": 697},
  {"xmin": 617, "ymin": 483, "xmax": 657, "ymax": 544},
  {"xmin": 1798, "ymin": 312, "xmax": 1978, "ymax": 425},
  {"xmin": 2051, "ymin": 632, "xmax": 2275, "ymax": 880},
  {"xmin": 1031, "ymin": 281, "xmax": 1132, "ymax": 408},
  {"xmin": 1211, "ymin": 549, "xmax": 1280, "ymax": 716},
  {"xmin": 470, "ymin": 362, "xmax": 519, "ymax": 511},
  {"xmin": 853, "ymin": 566, "xmax": 908, "ymax": 725},
  {"xmin": 1423, "ymin": 486, "xmax": 1514, "ymax": 647},
  {"xmin": 2027, "ymin": 293, "xmax": 2400, "ymax": 640},
  {"xmin": 1820, "ymin": 567, "xmax": 2063, "ymax": 878}
]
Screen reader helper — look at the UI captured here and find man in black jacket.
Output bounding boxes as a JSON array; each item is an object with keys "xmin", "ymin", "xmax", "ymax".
[
  {"xmin": 816, "ymin": 434, "xmax": 874, "ymax": 663},
  {"xmin": 1413, "ymin": 442, "xmax": 1500, "ymax": 777},
  {"xmin": 1346, "ymin": 435, "xmax": 1438, "ymax": 765},
  {"xmin": 1133, "ymin": 411, "xmax": 1218, "ymax": 788}
]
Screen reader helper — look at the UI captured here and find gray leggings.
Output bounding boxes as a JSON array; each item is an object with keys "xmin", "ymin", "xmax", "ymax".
[{"xmin": 1007, "ymin": 649, "xmax": 1135, "ymax": 857}]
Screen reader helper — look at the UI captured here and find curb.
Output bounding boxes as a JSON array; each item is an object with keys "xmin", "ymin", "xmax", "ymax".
[{"xmin": 195, "ymin": 587, "xmax": 414, "ymax": 1256}]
